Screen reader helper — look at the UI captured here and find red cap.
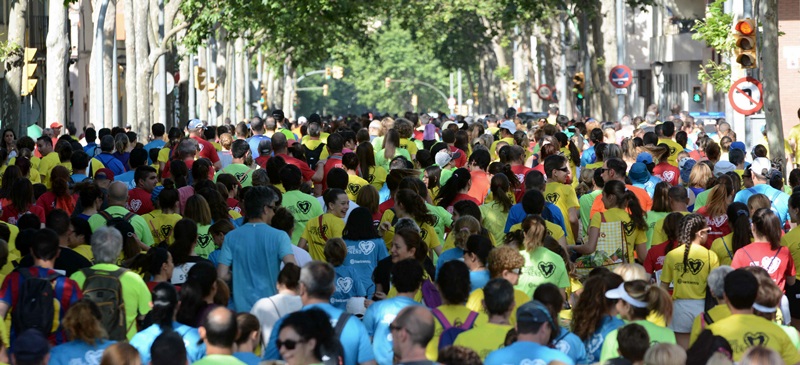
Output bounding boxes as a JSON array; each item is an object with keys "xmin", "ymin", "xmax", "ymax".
[
  {"xmin": 95, "ymin": 168, "xmax": 115, "ymax": 181},
  {"xmin": 50, "ymin": 122, "xmax": 63, "ymax": 129}
]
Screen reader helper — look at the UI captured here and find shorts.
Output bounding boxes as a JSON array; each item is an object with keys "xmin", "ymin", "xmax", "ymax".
[
  {"xmin": 785, "ymin": 280, "xmax": 800, "ymax": 319},
  {"xmin": 670, "ymin": 299, "xmax": 704, "ymax": 333}
]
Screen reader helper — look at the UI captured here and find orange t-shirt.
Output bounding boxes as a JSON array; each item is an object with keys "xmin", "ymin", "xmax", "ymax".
[
  {"xmin": 467, "ymin": 170, "xmax": 490, "ymax": 204},
  {"xmin": 590, "ymin": 184, "xmax": 652, "ymax": 219}
]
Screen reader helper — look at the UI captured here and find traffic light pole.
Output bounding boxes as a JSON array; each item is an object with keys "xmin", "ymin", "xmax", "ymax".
[
  {"xmin": 388, "ymin": 79, "xmax": 449, "ymax": 105},
  {"xmin": 615, "ymin": 0, "xmax": 626, "ymax": 122}
]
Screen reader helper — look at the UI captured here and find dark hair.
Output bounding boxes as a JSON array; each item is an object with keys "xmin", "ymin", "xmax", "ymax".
[
  {"xmin": 468, "ymin": 149, "xmax": 490, "ymax": 170},
  {"xmin": 727, "ymin": 202, "xmax": 751, "ymax": 256},
  {"xmin": 279, "ymin": 308, "xmax": 335, "ymax": 361},
  {"xmin": 176, "ymin": 262, "xmax": 218, "ymax": 327},
  {"xmin": 678, "ymin": 214, "xmax": 708, "ymax": 276},
  {"xmin": 265, "ymin": 155, "xmax": 286, "ymax": 186},
  {"xmin": 278, "ymin": 263, "xmax": 301, "ymax": 291},
  {"xmin": 662, "ymin": 212, "xmax": 684, "ymax": 253},
  {"xmin": 70, "ymin": 216, "xmax": 92, "ymax": 246},
  {"xmin": 483, "ymin": 278, "xmax": 514, "ymax": 316},
  {"xmin": 465, "ymin": 235, "xmax": 493, "ymax": 267},
  {"xmin": 602, "ymin": 180, "xmax": 647, "ymax": 230},
  {"xmin": 244, "ymin": 186, "xmax": 279, "ymax": 220},
  {"xmin": 70, "ymin": 150, "xmax": 91, "ymax": 171},
  {"xmin": 751, "ymin": 208, "xmax": 782, "ymax": 250},
  {"xmin": 543, "ymin": 154, "xmax": 567, "ymax": 179},
  {"xmin": 572, "ymin": 272, "xmax": 624, "ymax": 340},
  {"xmin": 326, "ymin": 133, "xmax": 344, "ymax": 153},
  {"xmin": 533, "ymin": 283, "xmax": 565, "ymax": 341},
  {"xmin": 395, "ymin": 228, "xmax": 427, "ymax": 264},
  {"xmin": 525, "ymin": 170, "xmax": 546, "ymax": 191},
  {"xmin": 391, "ymin": 258, "xmax": 425, "ymax": 293},
  {"xmin": 10, "ymin": 178, "xmax": 34, "ymax": 213},
  {"xmin": 279, "ymin": 164, "xmax": 302, "ymax": 191},
  {"xmin": 490, "ymin": 173, "xmax": 514, "ymax": 212},
  {"xmin": 170, "ymin": 159, "xmax": 189, "ymax": 188},
  {"xmin": 151, "ymin": 331, "xmax": 187, "ymax": 365},
  {"xmin": 150, "ymin": 282, "xmax": 179, "ymax": 331},
  {"xmin": 724, "ymin": 269, "xmax": 758, "ymax": 309},
  {"xmin": 326, "ymin": 168, "xmax": 348, "ymax": 190},
  {"xmin": 45, "ymin": 209, "xmax": 70, "ymax": 236},
  {"xmin": 270, "ymin": 207, "xmax": 295, "ymax": 237},
  {"xmin": 395, "ymin": 189, "xmax": 436, "ymax": 226},
  {"xmin": 343, "ymin": 207, "xmax": 380, "ymax": 240},
  {"xmin": 168, "ymin": 219, "xmax": 198, "ymax": 266},
  {"xmin": 436, "ymin": 260, "xmax": 471, "ymax": 305},
  {"xmin": 129, "ymin": 246, "xmax": 170, "ymax": 279},
  {"xmin": 31, "ymin": 228, "xmax": 60, "ymax": 261},
  {"xmin": 438, "ymin": 346, "xmax": 483, "ymax": 365},
  {"xmin": 618, "ymin": 323, "xmax": 650, "ymax": 362},
  {"xmin": 453, "ymin": 200, "xmax": 482, "ymax": 222},
  {"xmin": 436, "ymin": 168, "xmax": 471, "ymax": 208}
]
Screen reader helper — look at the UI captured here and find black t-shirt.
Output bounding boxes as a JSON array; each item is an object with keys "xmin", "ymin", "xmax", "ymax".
[
  {"xmin": 18, "ymin": 247, "xmax": 92, "ymax": 277},
  {"xmin": 372, "ymin": 256, "xmax": 435, "ymax": 300}
]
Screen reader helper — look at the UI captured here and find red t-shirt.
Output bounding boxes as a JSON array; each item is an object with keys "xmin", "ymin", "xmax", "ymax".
[
  {"xmin": 448, "ymin": 146, "xmax": 467, "ymax": 168},
  {"xmin": 227, "ymin": 198, "xmax": 241, "ymax": 213},
  {"xmin": 379, "ymin": 198, "xmax": 395, "ymax": 216},
  {"xmin": 445, "ymin": 193, "xmax": 480, "ymax": 214},
  {"xmin": 127, "ymin": 188, "xmax": 154, "ymax": 215},
  {"xmin": 653, "ymin": 162, "xmax": 680, "ymax": 186},
  {"xmin": 643, "ymin": 240, "xmax": 677, "ymax": 274},
  {"xmin": 696, "ymin": 207, "xmax": 732, "ymax": 247},
  {"xmin": 467, "ymin": 170, "xmax": 490, "ymax": 205},
  {"xmin": 322, "ymin": 154, "xmax": 344, "ymax": 191},
  {"xmin": 162, "ymin": 158, "xmax": 215, "ymax": 180},
  {"xmin": 191, "ymin": 136, "xmax": 220, "ymax": 164},
  {"xmin": 278, "ymin": 153, "xmax": 315, "ymax": 182},
  {"xmin": 731, "ymin": 242, "xmax": 796, "ymax": 291},
  {"xmin": 36, "ymin": 192, "xmax": 78, "ymax": 216},
  {"xmin": 510, "ymin": 165, "xmax": 532, "ymax": 202},
  {"xmin": 1, "ymin": 203, "xmax": 46, "ymax": 225},
  {"xmin": 256, "ymin": 155, "xmax": 270, "ymax": 169}
]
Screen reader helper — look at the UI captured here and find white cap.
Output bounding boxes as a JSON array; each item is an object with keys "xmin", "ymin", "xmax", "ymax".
[
  {"xmin": 441, "ymin": 121, "xmax": 463, "ymax": 130},
  {"xmin": 499, "ymin": 120, "xmax": 517, "ymax": 134},
  {"xmin": 297, "ymin": 116, "xmax": 308, "ymax": 125},
  {"xmin": 435, "ymin": 150, "xmax": 456, "ymax": 168},
  {"xmin": 605, "ymin": 283, "xmax": 648, "ymax": 308},
  {"xmin": 749, "ymin": 157, "xmax": 772, "ymax": 178},
  {"xmin": 187, "ymin": 119, "xmax": 204, "ymax": 130}
]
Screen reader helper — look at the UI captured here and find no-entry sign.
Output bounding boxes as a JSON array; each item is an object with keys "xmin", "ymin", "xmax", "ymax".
[
  {"xmin": 537, "ymin": 85, "xmax": 554, "ymax": 100},
  {"xmin": 728, "ymin": 77, "xmax": 763, "ymax": 115},
  {"xmin": 609, "ymin": 65, "xmax": 633, "ymax": 88}
]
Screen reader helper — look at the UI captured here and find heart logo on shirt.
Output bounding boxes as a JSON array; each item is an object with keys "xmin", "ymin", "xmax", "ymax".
[
  {"xmin": 545, "ymin": 192, "xmax": 560, "ymax": 203},
  {"xmin": 687, "ymin": 258, "xmax": 705, "ymax": 275},
  {"xmin": 420, "ymin": 228, "xmax": 428, "ymax": 241},
  {"xmin": 622, "ymin": 221, "xmax": 635, "ymax": 236},
  {"xmin": 234, "ymin": 172, "xmax": 248, "ymax": 182},
  {"xmin": 129, "ymin": 199, "xmax": 142, "ymax": 213},
  {"xmin": 743, "ymin": 332, "xmax": 769, "ymax": 347},
  {"xmin": 661, "ymin": 170, "xmax": 676, "ymax": 183},
  {"xmin": 160, "ymin": 225, "xmax": 173, "ymax": 238},
  {"xmin": 366, "ymin": 174, "xmax": 375, "ymax": 183},
  {"xmin": 358, "ymin": 240, "xmax": 375, "ymax": 255},
  {"xmin": 336, "ymin": 277, "xmax": 353, "ymax": 293},
  {"xmin": 297, "ymin": 201, "xmax": 312, "ymax": 214},
  {"xmin": 669, "ymin": 147, "xmax": 677, "ymax": 156},
  {"xmin": 318, "ymin": 225, "xmax": 329, "ymax": 240},
  {"xmin": 84, "ymin": 349, "xmax": 105, "ymax": 364},
  {"xmin": 197, "ymin": 233, "xmax": 213, "ymax": 248},
  {"xmin": 347, "ymin": 183, "xmax": 361, "ymax": 195},
  {"xmin": 760, "ymin": 256, "xmax": 782, "ymax": 275},
  {"xmin": 708, "ymin": 215, "xmax": 728, "ymax": 228},
  {"xmin": 538, "ymin": 262, "xmax": 556, "ymax": 278}
]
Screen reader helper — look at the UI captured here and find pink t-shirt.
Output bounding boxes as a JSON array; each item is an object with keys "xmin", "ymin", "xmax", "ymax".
[
  {"xmin": 696, "ymin": 207, "xmax": 732, "ymax": 247},
  {"xmin": 731, "ymin": 241, "xmax": 796, "ymax": 291},
  {"xmin": 653, "ymin": 162, "xmax": 680, "ymax": 186}
]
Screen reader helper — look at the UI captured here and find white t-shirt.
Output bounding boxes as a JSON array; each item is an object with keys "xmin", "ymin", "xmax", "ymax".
[
  {"xmin": 282, "ymin": 246, "xmax": 311, "ymax": 269},
  {"xmin": 251, "ymin": 293, "xmax": 303, "ymax": 349}
]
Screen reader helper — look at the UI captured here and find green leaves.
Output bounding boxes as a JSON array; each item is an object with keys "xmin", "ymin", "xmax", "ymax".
[{"xmin": 691, "ymin": 0, "xmax": 733, "ymax": 92}]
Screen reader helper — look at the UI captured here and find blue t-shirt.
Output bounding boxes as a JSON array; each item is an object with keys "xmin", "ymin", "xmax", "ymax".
[
  {"xmin": 115, "ymin": 170, "xmax": 136, "ymax": 189},
  {"xmin": 263, "ymin": 303, "xmax": 375, "ymax": 365},
  {"xmin": 83, "ymin": 142, "xmax": 99, "ymax": 157},
  {"xmin": 234, "ymin": 352, "xmax": 262, "ymax": 365},
  {"xmin": 71, "ymin": 173, "xmax": 90, "ymax": 183},
  {"xmin": 247, "ymin": 134, "xmax": 271, "ymax": 158},
  {"xmin": 379, "ymin": 185, "xmax": 391, "ymax": 204},
  {"xmin": 436, "ymin": 247, "xmax": 464, "ymax": 279},
  {"xmin": 362, "ymin": 296, "xmax": 421, "ymax": 365},
  {"xmin": 129, "ymin": 322, "xmax": 206, "ymax": 364},
  {"xmin": 218, "ymin": 222, "xmax": 294, "ymax": 312},
  {"xmin": 633, "ymin": 175, "xmax": 663, "ymax": 197},
  {"xmin": 485, "ymin": 341, "xmax": 575, "ymax": 365},
  {"xmin": 331, "ymin": 265, "xmax": 368, "ymax": 310},
  {"xmin": 554, "ymin": 327, "xmax": 588, "ymax": 365},
  {"xmin": 583, "ymin": 315, "xmax": 625, "ymax": 364},
  {"xmin": 49, "ymin": 339, "xmax": 116, "ymax": 365},
  {"xmin": 734, "ymin": 184, "xmax": 790, "ymax": 224},
  {"xmin": 580, "ymin": 145, "xmax": 596, "ymax": 168},
  {"xmin": 342, "ymin": 237, "xmax": 388, "ymax": 297},
  {"xmin": 505, "ymin": 202, "xmax": 566, "ymax": 234},
  {"xmin": 469, "ymin": 270, "xmax": 491, "ymax": 292},
  {"xmin": 144, "ymin": 140, "xmax": 166, "ymax": 164},
  {"xmin": 93, "ymin": 153, "xmax": 126, "ymax": 176}
]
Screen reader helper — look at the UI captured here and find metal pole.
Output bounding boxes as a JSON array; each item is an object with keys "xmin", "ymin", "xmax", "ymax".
[
  {"xmin": 188, "ymin": 54, "xmax": 196, "ymax": 120},
  {"xmin": 244, "ymin": 53, "xmax": 251, "ymax": 120},
  {"xmin": 449, "ymin": 72, "xmax": 454, "ymax": 115},
  {"xmin": 157, "ymin": 0, "xmax": 167, "ymax": 128},
  {"xmin": 207, "ymin": 43, "xmax": 216, "ymax": 125},
  {"xmin": 230, "ymin": 51, "xmax": 236, "ymax": 123},
  {"xmin": 559, "ymin": 17, "xmax": 568, "ymax": 114},
  {"xmin": 616, "ymin": 0, "xmax": 626, "ymax": 121},
  {"xmin": 112, "ymin": 36, "xmax": 119, "ymax": 127},
  {"xmin": 457, "ymin": 69, "xmax": 462, "ymax": 113},
  {"xmin": 92, "ymin": 0, "xmax": 111, "ymax": 129}
]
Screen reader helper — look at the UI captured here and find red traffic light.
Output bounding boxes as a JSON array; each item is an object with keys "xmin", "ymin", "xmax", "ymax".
[{"xmin": 736, "ymin": 20, "xmax": 755, "ymax": 36}]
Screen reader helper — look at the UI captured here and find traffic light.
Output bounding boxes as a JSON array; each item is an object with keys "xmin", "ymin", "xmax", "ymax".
[
  {"xmin": 332, "ymin": 66, "xmax": 344, "ymax": 79},
  {"xmin": 21, "ymin": 48, "xmax": 37, "ymax": 96},
  {"xmin": 734, "ymin": 18, "xmax": 757, "ymax": 69},
  {"xmin": 324, "ymin": 67, "xmax": 332, "ymax": 80},
  {"xmin": 208, "ymin": 80, "xmax": 216, "ymax": 104},
  {"xmin": 322, "ymin": 84, "xmax": 329, "ymax": 96},
  {"xmin": 385, "ymin": 77, "xmax": 391, "ymax": 89},
  {"xmin": 194, "ymin": 66, "xmax": 206, "ymax": 90},
  {"xmin": 692, "ymin": 86, "xmax": 703, "ymax": 103},
  {"xmin": 572, "ymin": 72, "xmax": 585, "ymax": 100},
  {"xmin": 508, "ymin": 80, "xmax": 519, "ymax": 99},
  {"xmin": 260, "ymin": 84, "xmax": 267, "ymax": 110}
]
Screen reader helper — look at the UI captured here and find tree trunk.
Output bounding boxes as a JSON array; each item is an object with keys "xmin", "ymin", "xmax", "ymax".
[
  {"xmin": 234, "ymin": 38, "xmax": 245, "ymax": 122},
  {"xmin": 123, "ymin": 0, "xmax": 138, "ymax": 129},
  {"xmin": 588, "ymin": 3, "xmax": 615, "ymax": 122},
  {"xmin": 134, "ymin": 0, "xmax": 151, "ymax": 133},
  {"xmin": 760, "ymin": 0, "xmax": 786, "ymax": 165},
  {"xmin": 103, "ymin": 0, "xmax": 116, "ymax": 125},
  {"xmin": 46, "ymin": 0, "xmax": 69, "ymax": 130},
  {"xmin": 216, "ymin": 30, "xmax": 228, "ymax": 123},
  {"xmin": 282, "ymin": 56, "xmax": 295, "ymax": 120},
  {"xmin": 197, "ymin": 46, "xmax": 209, "ymax": 122},
  {"xmin": 266, "ymin": 66, "xmax": 275, "ymax": 110},
  {"xmin": 3, "ymin": 0, "xmax": 28, "ymax": 137}
]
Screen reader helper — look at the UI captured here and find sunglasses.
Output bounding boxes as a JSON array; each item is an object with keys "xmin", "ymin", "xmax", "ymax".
[
  {"xmin": 556, "ymin": 167, "xmax": 570, "ymax": 173},
  {"xmin": 276, "ymin": 338, "xmax": 306, "ymax": 350},
  {"xmin": 510, "ymin": 267, "xmax": 522, "ymax": 275}
]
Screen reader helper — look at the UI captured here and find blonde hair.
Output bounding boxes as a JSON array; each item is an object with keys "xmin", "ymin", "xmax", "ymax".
[
  {"xmin": 618, "ymin": 280, "xmax": 673, "ymax": 325},
  {"xmin": 688, "ymin": 163, "xmax": 713, "ymax": 188},
  {"xmin": 100, "ymin": 342, "xmax": 141, "ymax": 365},
  {"xmin": 740, "ymin": 347, "xmax": 784, "ymax": 365},
  {"xmin": 521, "ymin": 215, "xmax": 546, "ymax": 252},
  {"xmin": 324, "ymin": 238, "xmax": 347, "ymax": 267},
  {"xmin": 644, "ymin": 343, "xmax": 686, "ymax": 365},
  {"xmin": 219, "ymin": 133, "xmax": 233, "ymax": 150},
  {"xmin": 114, "ymin": 133, "xmax": 130, "ymax": 153},
  {"xmin": 63, "ymin": 300, "xmax": 107, "ymax": 346},
  {"xmin": 747, "ymin": 194, "xmax": 771, "ymax": 215},
  {"xmin": 613, "ymin": 263, "xmax": 649, "ymax": 282},
  {"xmin": 705, "ymin": 352, "xmax": 734, "ymax": 365},
  {"xmin": 453, "ymin": 216, "xmax": 481, "ymax": 250}
]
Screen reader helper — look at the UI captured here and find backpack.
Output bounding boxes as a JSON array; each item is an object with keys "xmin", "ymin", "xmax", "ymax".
[
  {"xmin": 431, "ymin": 308, "xmax": 478, "ymax": 350},
  {"xmin": 80, "ymin": 267, "xmax": 127, "ymax": 340},
  {"xmin": 421, "ymin": 279, "xmax": 442, "ymax": 308},
  {"xmin": 320, "ymin": 312, "xmax": 350, "ymax": 365},
  {"xmin": 99, "ymin": 210, "xmax": 136, "ymax": 230},
  {"xmin": 11, "ymin": 268, "xmax": 60, "ymax": 335},
  {"xmin": 304, "ymin": 143, "xmax": 326, "ymax": 169}
]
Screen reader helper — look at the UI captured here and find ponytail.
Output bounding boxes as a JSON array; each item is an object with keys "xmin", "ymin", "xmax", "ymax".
[
  {"xmin": 501, "ymin": 163, "xmax": 521, "ymax": 189},
  {"xmin": 727, "ymin": 202, "xmax": 752, "ymax": 254},
  {"xmin": 490, "ymin": 173, "xmax": 514, "ymax": 212},
  {"xmin": 751, "ymin": 208, "xmax": 782, "ymax": 250},
  {"xmin": 623, "ymin": 190, "xmax": 647, "ymax": 231},
  {"xmin": 453, "ymin": 216, "xmax": 481, "ymax": 250},
  {"xmin": 522, "ymin": 215, "xmax": 547, "ymax": 252},
  {"xmin": 678, "ymin": 214, "xmax": 707, "ymax": 276},
  {"xmin": 436, "ymin": 168, "xmax": 471, "ymax": 208},
  {"xmin": 623, "ymin": 280, "xmax": 673, "ymax": 324}
]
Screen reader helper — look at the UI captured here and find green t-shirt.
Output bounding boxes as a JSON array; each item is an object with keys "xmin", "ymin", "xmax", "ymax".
[
  {"xmin": 194, "ymin": 224, "xmax": 214, "ymax": 259},
  {"xmin": 600, "ymin": 320, "xmax": 677, "ymax": 362},
  {"xmin": 480, "ymin": 201, "xmax": 509, "ymax": 245},
  {"xmin": 374, "ymin": 148, "xmax": 410, "ymax": 171},
  {"xmin": 426, "ymin": 203, "xmax": 453, "ymax": 244},
  {"xmin": 88, "ymin": 206, "xmax": 155, "ymax": 246},
  {"xmin": 440, "ymin": 167, "xmax": 456, "ymax": 186},
  {"xmin": 579, "ymin": 190, "xmax": 602, "ymax": 238},
  {"xmin": 215, "ymin": 163, "xmax": 255, "ymax": 187},
  {"xmin": 283, "ymin": 190, "xmax": 325, "ymax": 245},
  {"xmin": 71, "ymin": 263, "xmax": 152, "ymax": 340},
  {"xmin": 646, "ymin": 211, "xmax": 670, "ymax": 248},
  {"xmin": 193, "ymin": 354, "xmax": 247, "ymax": 365},
  {"xmin": 692, "ymin": 188, "xmax": 712, "ymax": 212},
  {"xmin": 516, "ymin": 247, "xmax": 570, "ymax": 298},
  {"xmin": 782, "ymin": 324, "xmax": 800, "ymax": 350}
]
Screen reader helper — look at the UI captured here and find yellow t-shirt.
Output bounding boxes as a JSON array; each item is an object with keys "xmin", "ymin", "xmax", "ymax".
[
  {"xmin": 710, "ymin": 233, "xmax": 740, "ymax": 266},
  {"xmin": 27, "ymin": 167, "xmax": 41, "ymax": 184},
  {"xmin": 58, "ymin": 161, "xmax": 73, "ymax": 174},
  {"xmin": 590, "ymin": 207, "xmax": 648, "ymax": 263},
  {"xmin": 489, "ymin": 137, "xmax": 516, "ymax": 160},
  {"xmin": 585, "ymin": 161, "xmax": 604, "ymax": 170},
  {"xmin": 157, "ymin": 147, "xmax": 171, "ymax": 165},
  {"xmin": 661, "ymin": 244, "xmax": 719, "ymax": 299},
  {"xmin": 509, "ymin": 221, "xmax": 565, "ymax": 243},
  {"xmin": 782, "ymin": 226, "xmax": 800, "ymax": 279},
  {"xmin": 39, "ymin": 152, "xmax": 60, "ymax": 188},
  {"xmin": 73, "ymin": 244, "xmax": 94, "ymax": 262},
  {"xmin": 380, "ymin": 209, "xmax": 441, "ymax": 252},
  {"xmin": 211, "ymin": 141, "xmax": 222, "ymax": 151},
  {"xmin": 425, "ymin": 304, "xmax": 482, "ymax": 361},
  {"xmin": 398, "ymin": 138, "xmax": 418, "ymax": 158},
  {"xmin": 301, "ymin": 139, "xmax": 330, "ymax": 160},
  {"xmin": 365, "ymin": 165, "xmax": 387, "ymax": 191},
  {"xmin": 453, "ymin": 322, "xmax": 513, "ymax": 360},
  {"xmin": 650, "ymin": 211, "xmax": 689, "ymax": 247},
  {"xmin": 467, "ymin": 287, "xmax": 530, "ymax": 325},
  {"xmin": 301, "ymin": 213, "xmax": 345, "ymax": 261},
  {"xmin": 689, "ymin": 304, "xmax": 731, "ymax": 345},
  {"xmin": 302, "ymin": 132, "xmax": 330, "ymax": 144},
  {"xmin": 143, "ymin": 210, "xmax": 183, "ymax": 245},
  {"xmin": 544, "ymin": 182, "xmax": 580, "ymax": 244},
  {"xmin": 480, "ymin": 201, "xmax": 510, "ymax": 245},
  {"xmin": 658, "ymin": 138, "xmax": 684, "ymax": 167},
  {"xmin": 346, "ymin": 174, "xmax": 369, "ymax": 202},
  {"xmin": 707, "ymin": 314, "xmax": 800, "ymax": 364}
]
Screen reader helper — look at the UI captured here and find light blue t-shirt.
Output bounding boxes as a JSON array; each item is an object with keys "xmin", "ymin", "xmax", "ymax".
[
  {"xmin": 554, "ymin": 327, "xmax": 588, "ymax": 365},
  {"xmin": 71, "ymin": 173, "xmax": 90, "ymax": 183},
  {"xmin": 218, "ymin": 222, "xmax": 294, "ymax": 312},
  {"xmin": 580, "ymin": 145, "xmax": 596, "ymax": 167},
  {"xmin": 436, "ymin": 247, "xmax": 464, "ymax": 279},
  {"xmin": 49, "ymin": 339, "xmax": 116, "ymax": 365},
  {"xmin": 129, "ymin": 322, "xmax": 206, "ymax": 364},
  {"xmin": 583, "ymin": 315, "xmax": 625, "ymax": 364},
  {"xmin": 469, "ymin": 270, "xmax": 491, "ymax": 292},
  {"xmin": 734, "ymin": 184, "xmax": 790, "ymax": 224},
  {"xmin": 633, "ymin": 175, "xmax": 663, "ymax": 197},
  {"xmin": 84, "ymin": 142, "xmax": 100, "ymax": 157},
  {"xmin": 362, "ymin": 296, "xmax": 421, "ymax": 365},
  {"xmin": 343, "ymin": 237, "xmax": 388, "ymax": 297},
  {"xmin": 233, "ymin": 352, "xmax": 261, "ymax": 365},
  {"xmin": 484, "ymin": 341, "xmax": 575, "ymax": 365},
  {"xmin": 379, "ymin": 185, "xmax": 391, "ymax": 204},
  {"xmin": 115, "ymin": 170, "xmax": 136, "ymax": 189},
  {"xmin": 505, "ymin": 202, "xmax": 566, "ymax": 234},
  {"xmin": 263, "ymin": 303, "xmax": 375, "ymax": 365},
  {"xmin": 144, "ymin": 140, "xmax": 166, "ymax": 164},
  {"xmin": 331, "ymin": 265, "xmax": 368, "ymax": 310},
  {"xmin": 247, "ymin": 134, "xmax": 271, "ymax": 158}
]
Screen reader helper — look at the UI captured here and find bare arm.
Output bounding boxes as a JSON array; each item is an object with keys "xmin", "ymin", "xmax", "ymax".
[
  {"xmin": 635, "ymin": 243, "xmax": 648, "ymax": 264},
  {"xmin": 213, "ymin": 160, "xmax": 222, "ymax": 171},
  {"xmin": 282, "ymin": 254, "xmax": 297, "ymax": 266},
  {"xmin": 217, "ymin": 264, "xmax": 231, "ymax": 282},
  {"xmin": 573, "ymin": 226, "xmax": 599, "ymax": 255},
  {"xmin": 311, "ymin": 161, "xmax": 325, "ymax": 183},
  {"xmin": 787, "ymin": 276, "xmax": 797, "ymax": 287},
  {"xmin": 568, "ymin": 207, "xmax": 580, "ymax": 242},
  {"xmin": 557, "ymin": 236, "xmax": 568, "ymax": 256},
  {"xmin": 298, "ymin": 238, "xmax": 309, "ymax": 251}
]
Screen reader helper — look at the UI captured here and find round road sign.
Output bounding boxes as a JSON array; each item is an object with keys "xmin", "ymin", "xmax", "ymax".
[
  {"xmin": 609, "ymin": 65, "xmax": 633, "ymax": 88},
  {"xmin": 728, "ymin": 77, "xmax": 763, "ymax": 116},
  {"xmin": 537, "ymin": 85, "xmax": 554, "ymax": 100}
]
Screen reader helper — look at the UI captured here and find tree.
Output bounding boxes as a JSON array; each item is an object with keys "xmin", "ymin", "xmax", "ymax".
[
  {"xmin": 46, "ymin": 0, "xmax": 69, "ymax": 129},
  {"xmin": 2, "ymin": 0, "xmax": 28, "ymax": 137}
]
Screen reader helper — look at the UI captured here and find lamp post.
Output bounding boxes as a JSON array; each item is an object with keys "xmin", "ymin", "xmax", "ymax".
[{"xmin": 652, "ymin": 61, "xmax": 664, "ymax": 120}]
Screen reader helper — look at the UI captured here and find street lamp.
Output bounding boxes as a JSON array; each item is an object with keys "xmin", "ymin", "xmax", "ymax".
[
  {"xmin": 651, "ymin": 61, "xmax": 664, "ymax": 77},
  {"xmin": 651, "ymin": 61, "xmax": 665, "ymax": 119}
]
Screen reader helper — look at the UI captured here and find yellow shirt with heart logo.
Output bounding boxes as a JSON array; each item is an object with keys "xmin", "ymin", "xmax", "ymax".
[
  {"xmin": 364, "ymin": 165, "xmax": 387, "ymax": 191},
  {"xmin": 142, "ymin": 209, "xmax": 183, "ymax": 245},
  {"xmin": 346, "ymin": 174, "xmax": 370, "ymax": 202},
  {"xmin": 590, "ymin": 207, "xmax": 648, "ymax": 263},
  {"xmin": 302, "ymin": 213, "xmax": 346, "ymax": 261},
  {"xmin": 661, "ymin": 244, "xmax": 719, "ymax": 299},
  {"xmin": 544, "ymin": 182, "xmax": 580, "ymax": 245},
  {"xmin": 706, "ymin": 314, "xmax": 800, "ymax": 364},
  {"xmin": 380, "ymin": 209, "xmax": 441, "ymax": 252}
]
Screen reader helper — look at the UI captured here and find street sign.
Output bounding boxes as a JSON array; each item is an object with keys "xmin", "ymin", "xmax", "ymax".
[
  {"xmin": 536, "ymin": 84, "xmax": 554, "ymax": 100},
  {"xmin": 609, "ymin": 65, "xmax": 633, "ymax": 88},
  {"xmin": 728, "ymin": 76, "xmax": 763, "ymax": 115},
  {"xmin": 615, "ymin": 88, "xmax": 628, "ymax": 95}
]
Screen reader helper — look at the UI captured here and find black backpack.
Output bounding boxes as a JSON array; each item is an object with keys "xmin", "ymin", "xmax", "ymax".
[
  {"xmin": 80, "ymin": 268, "xmax": 127, "ymax": 340},
  {"xmin": 12, "ymin": 268, "xmax": 60, "ymax": 335},
  {"xmin": 304, "ymin": 143, "xmax": 326, "ymax": 169},
  {"xmin": 99, "ymin": 211, "xmax": 136, "ymax": 230},
  {"xmin": 320, "ymin": 312, "xmax": 350, "ymax": 365}
]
